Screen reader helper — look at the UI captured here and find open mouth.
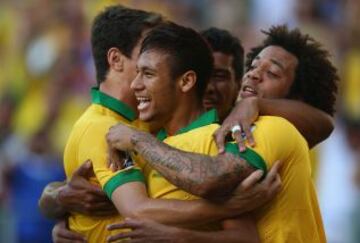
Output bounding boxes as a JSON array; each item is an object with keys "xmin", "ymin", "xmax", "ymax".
[
  {"xmin": 241, "ymin": 85, "xmax": 257, "ymax": 97},
  {"xmin": 136, "ymin": 96, "xmax": 151, "ymax": 111}
]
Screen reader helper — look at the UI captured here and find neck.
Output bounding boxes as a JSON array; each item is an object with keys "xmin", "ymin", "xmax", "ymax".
[
  {"xmin": 164, "ymin": 98, "xmax": 204, "ymax": 136},
  {"xmin": 99, "ymin": 80, "xmax": 137, "ymax": 112}
]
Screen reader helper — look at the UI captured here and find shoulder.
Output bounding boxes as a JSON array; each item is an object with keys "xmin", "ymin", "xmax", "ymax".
[
  {"xmin": 254, "ymin": 116, "xmax": 305, "ymax": 142},
  {"xmin": 251, "ymin": 116, "xmax": 308, "ymax": 165}
]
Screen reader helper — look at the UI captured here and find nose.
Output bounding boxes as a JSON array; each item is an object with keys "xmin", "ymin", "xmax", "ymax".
[
  {"xmin": 205, "ymin": 79, "xmax": 216, "ymax": 94},
  {"xmin": 131, "ymin": 73, "xmax": 144, "ymax": 91},
  {"xmin": 246, "ymin": 68, "xmax": 262, "ymax": 84}
]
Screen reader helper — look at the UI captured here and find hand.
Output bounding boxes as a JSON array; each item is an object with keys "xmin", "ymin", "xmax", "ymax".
[
  {"xmin": 224, "ymin": 161, "xmax": 282, "ymax": 214},
  {"xmin": 52, "ymin": 220, "xmax": 87, "ymax": 243},
  {"xmin": 214, "ymin": 97, "xmax": 259, "ymax": 152},
  {"xmin": 106, "ymin": 124, "xmax": 139, "ymax": 152},
  {"xmin": 106, "ymin": 124, "xmax": 140, "ymax": 171},
  {"xmin": 58, "ymin": 160, "xmax": 117, "ymax": 216},
  {"xmin": 107, "ymin": 218, "xmax": 181, "ymax": 243}
]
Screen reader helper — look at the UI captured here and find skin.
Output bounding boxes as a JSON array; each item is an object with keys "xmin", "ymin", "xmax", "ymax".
[
  {"xmin": 203, "ymin": 52, "xmax": 241, "ymax": 122},
  {"xmin": 106, "ymin": 44, "xmax": 332, "ymax": 242},
  {"xmin": 43, "ymin": 40, "xmax": 331, "ymax": 242},
  {"xmin": 106, "ymin": 48, "xmax": 264, "ymax": 242},
  {"xmin": 215, "ymin": 45, "xmax": 333, "ymax": 151},
  {"xmin": 42, "ymin": 31, "xmax": 280, "ymax": 242},
  {"xmin": 239, "ymin": 46, "xmax": 298, "ymax": 99}
]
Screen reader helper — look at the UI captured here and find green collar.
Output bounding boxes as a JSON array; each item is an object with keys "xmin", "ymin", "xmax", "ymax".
[
  {"xmin": 91, "ymin": 87, "xmax": 136, "ymax": 121},
  {"xmin": 156, "ymin": 109, "xmax": 219, "ymax": 141}
]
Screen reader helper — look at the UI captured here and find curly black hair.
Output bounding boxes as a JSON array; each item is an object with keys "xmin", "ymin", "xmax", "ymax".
[
  {"xmin": 246, "ymin": 25, "xmax": 339, "ymax": 115},
  {"xmin": 91, "ymin": 5, "xmax": 162, "ymax": 85},
  {"xmin": 200, "ymin": 27, "xmax": 244, "ymax": 80}
]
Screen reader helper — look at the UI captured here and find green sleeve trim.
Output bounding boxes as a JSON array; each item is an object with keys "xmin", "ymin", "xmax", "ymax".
[
  {"xmin": 224, "ymin": 143, "xmax": 267, "ymax": 177},
  {"xmin": 103, "ymin": 168, "xmax": 145, "ymax": 199}
]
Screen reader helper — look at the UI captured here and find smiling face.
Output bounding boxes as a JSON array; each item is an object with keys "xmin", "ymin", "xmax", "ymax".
[
  {"xmin": 203, "ymin": 52, "xmax": 240, "ymax": 121},
  {"xmin": 131, "ymin": 49, "xmax": 179, "ymax": 124},
  {"xmin": 239, "ymin": 45, "xmax": 298, "ymax": 99}
]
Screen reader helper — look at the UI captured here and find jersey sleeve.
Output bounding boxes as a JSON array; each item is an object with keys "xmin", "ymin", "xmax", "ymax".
[{"xmin": 78, "ymin": 120, "xmax": 145, "ymax": 199}]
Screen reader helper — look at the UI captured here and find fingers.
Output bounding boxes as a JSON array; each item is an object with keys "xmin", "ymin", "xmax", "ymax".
[
  {"xmin": 107, "ymin": 218, "xmax": 142, "ymax": 231},
  {"xmin": 107, "ymin": 147, "xmax": 126, "ymax": 172},
  {"xmin": 107, "ymin": 231, "xmax": 138, "ymax": 242},
  {"xmin": 88, "ymin": 201, "xmax": 116, "ymax": 213},
  {"xmin": 242, "ymin": 123, "xmax": 255, "ymax": 147},
  {"xmin": 213, "ymin": 127, "xmax": 227, "ymax": 153},
  {"xmin": 53, "ymin": 221, "xmax": 86, "ymax": 243},
  {"xmin": 265, "ymin": 160, "xmax": 282, "ymax": 182},
  {"xmin": 232, "ymin": 128, "xmax": 246, "ymax": 152},
  {"xmin": 263, "ymin": 161, "xmax": 282, "ymax": 199},
  {"xmin": 73, "ymin": 160, "xmax": 94, "ymax": 179},
  {"xmin": 239, "ymin": 170, "xmax": 264, "ymax": 190}
]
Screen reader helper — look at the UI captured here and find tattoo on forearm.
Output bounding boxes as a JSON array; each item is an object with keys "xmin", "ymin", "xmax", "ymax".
[{"xmin": 130, "ymin": 131, "xmax": 253, "ymax": 196}]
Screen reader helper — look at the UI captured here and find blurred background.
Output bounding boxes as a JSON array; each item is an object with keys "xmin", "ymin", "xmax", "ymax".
[{"xmin": 0, "ymin": 0, "xmax": 359, "ymax": 242}]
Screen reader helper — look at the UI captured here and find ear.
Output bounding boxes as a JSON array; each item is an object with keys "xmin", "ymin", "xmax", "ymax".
[
  {"xmin": 178, "ymin": 70, "xmax": 197, "ymax": 93},
  {"xmin": 107, "ymin": 47, "xmax": 124, "ymax": 72}
]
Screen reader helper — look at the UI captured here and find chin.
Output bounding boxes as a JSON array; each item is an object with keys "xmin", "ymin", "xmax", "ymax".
[{"xmin": 139, "ymin": 113, "xmax": 153, "ymax": 122}]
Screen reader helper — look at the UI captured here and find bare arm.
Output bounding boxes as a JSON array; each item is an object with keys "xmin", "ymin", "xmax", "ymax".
[
  {"xmin": 106, "ymin": 124, "xmax": 258, "ymax": 199},
  {"xmin": 52, "ymin": 220, "xmax": 86, "ymax": 243},
  {"xmin": 132, "ymin": 132, "xmax": 256, "ymax": 198},
  {"xmin": 180, "ymin": 216, "xmax": 260, "ymax": 243},
  {"xmin": 111, "ymin": 181, "xmax": 240, "ymax": 227},
  {"xmin": 39, "ymin": 181, "xmax": 68, "ymax": 219},
  {"xmin": 107, "ymin": 216, "xmax": 260, "ymax": 243},
  {"xmin": 256, "ymin": 97, "xmax": 334, "ymax": 147},
  {"xmin": 39, "ymin": 161, "xmax": 116, "ymax": 219},
  {"xmin": 215, "ymin": 97, "xmax": 334, "ymax": 152},
  {"xmin": 109, "ymin": 162, "xmax": 281, "ymax": 227}
]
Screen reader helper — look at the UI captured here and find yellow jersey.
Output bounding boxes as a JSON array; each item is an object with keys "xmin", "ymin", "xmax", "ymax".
[
  {"xmin": 63, "ymin": 87, "xmax": 145, "ymax": 242},
  {"xmin": 141, "ymin": 110, "xmax": 266, "ymax": 230},
  {"xmin": 249, "ymin": 116, "xmax": 326, "ymax": 243}
]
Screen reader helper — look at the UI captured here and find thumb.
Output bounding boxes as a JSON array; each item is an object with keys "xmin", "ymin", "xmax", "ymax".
[
  {"xmin": 74, "ymin": 160, "xmax": 95, "ymax": 179},
  {"xmin": 214, "ymin": 128, "xmax": 225, "ymax": 153}
]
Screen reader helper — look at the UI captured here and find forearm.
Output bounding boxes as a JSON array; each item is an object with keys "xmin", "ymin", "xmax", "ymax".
[
  {"xmin": 180, "ymin": 217, "xmax": 260, "ymax": 243},
  {"xmin": 38, "ymin": 181, "xmax": 68, "ymax": 219},
  {"xmin": 130, "ymin": 131, "xmax": 253, "ymax": 198},
  {"xmin": 257, "ymin": 98, "xmax": 334, "ymax": 147},
  {"xmin": 131, "ymin": 199, "xmax": 243, "ymax": 227},
  {"xmin": 178, "ymin": 229, "xmax": 255, "ymax": 243},
  {"xmin": 112, "ymin": 184, "xmax": 237, "ymax": 227}
]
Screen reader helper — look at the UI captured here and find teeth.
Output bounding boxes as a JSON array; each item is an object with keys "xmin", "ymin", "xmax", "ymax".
[
  {"xmin": 136, "ymin": 97, "xmax": 150, "ymax": 102},
  {"xmin": 136, "ymin": 96, "xmax": 150, "ymax": 111},
  {"xmin": 244, "ymin": 86, "xmax": 256, "ymax": 93}
]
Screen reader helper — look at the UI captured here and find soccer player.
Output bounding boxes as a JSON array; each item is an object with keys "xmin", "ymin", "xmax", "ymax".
[
  {"xmin": 42, "ymin": 6, "xmax": 278, "ymax": 242},
  {"xmin": 201, "ymin": 27, "xmax": 244, "ymax": 123},
  {"xmin": 106, "ymin": 25, "xmax": 338, "ymax": 242},
  {"xmin": 54, "ymin": 5, "xmax": 162, "ymax": 241}
]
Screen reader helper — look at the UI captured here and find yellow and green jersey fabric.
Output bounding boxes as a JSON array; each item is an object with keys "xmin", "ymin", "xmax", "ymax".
[
  {"xmin": 63, "ymin": 87, "xmax": 145, "ymax": 242},
  {"xmin": 248, "ymin": 116, "xmax": 326, "ymax": 243},
  {"xmin": 139, "ymin": 109, "xmax": 266, "ymax": 230}
]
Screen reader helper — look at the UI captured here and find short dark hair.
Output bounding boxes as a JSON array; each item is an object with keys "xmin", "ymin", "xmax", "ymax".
[
  {"xmin": 91, "ymin": 5, "xmax": 162, "ymax": 84},
  {"xmin": 246, "ymin": 25, "xmax": 339, "ymax": 115},
  {"xmin": 201, "ymin": 27, "xmax": 244, "ymax": 80},
  {"xmin": 140, "ymin": 22, "xmax": 214, "ymax": 100}
]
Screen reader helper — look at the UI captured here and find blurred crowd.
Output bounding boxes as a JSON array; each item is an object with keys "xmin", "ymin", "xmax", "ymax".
[{"xmin": 0, "ymin": 0, "xmax": 359, "ymax": 242}]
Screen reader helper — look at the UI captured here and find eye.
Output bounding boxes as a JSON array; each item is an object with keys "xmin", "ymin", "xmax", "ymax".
[
  {"xmin": 144, "ymin": 71, "xmax": 153, "ymax": 78},
  {"xmin": 212, "ymin": 74, "xmax": 226, "ymax": 81},
  {"xmin": 267, "ymin": 71, "xmax": 279, "ymax": 78}
]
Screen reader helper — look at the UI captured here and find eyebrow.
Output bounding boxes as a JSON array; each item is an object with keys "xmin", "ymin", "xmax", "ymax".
[
  {"xmin": 254, "ymin": 56, "xmax": 285, "ymax": 71},
  {"xmin": 270, "ymin": 58, "xmax": 285, "ymax": 71}
]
